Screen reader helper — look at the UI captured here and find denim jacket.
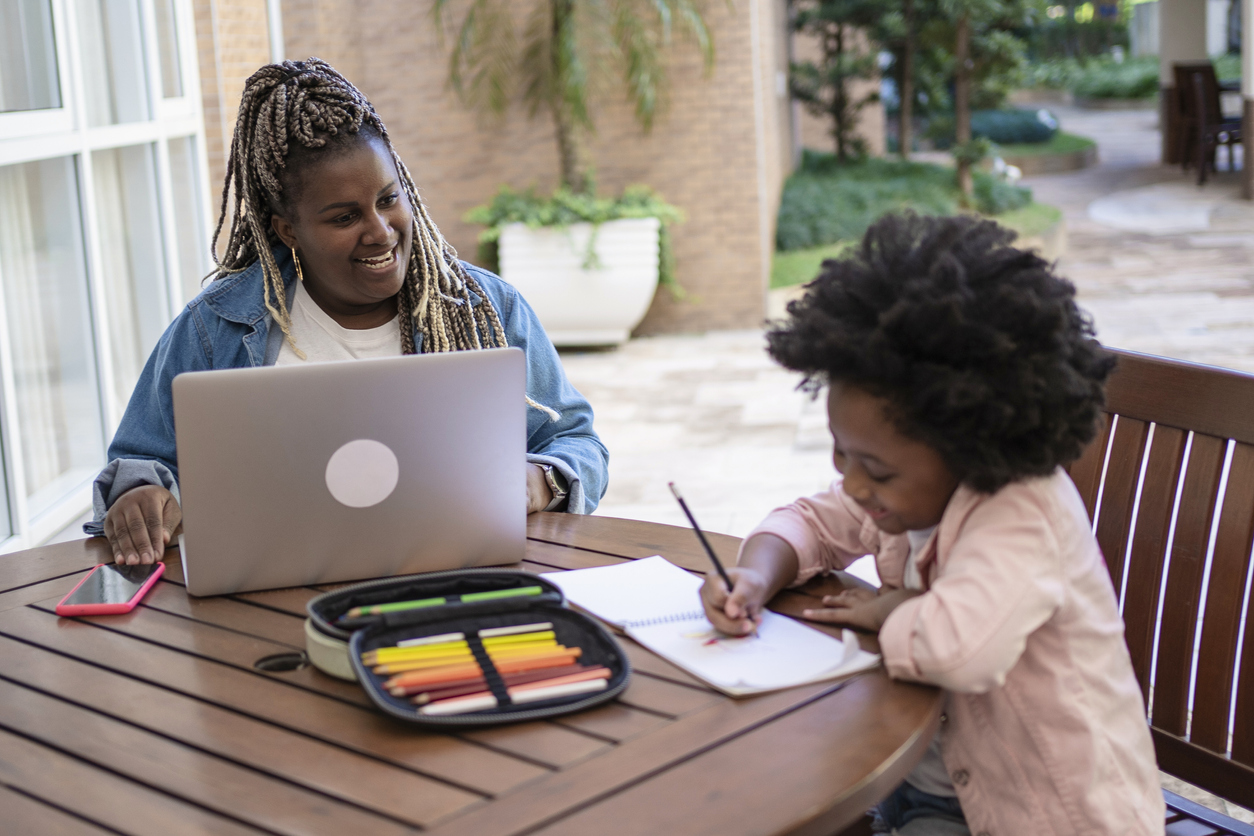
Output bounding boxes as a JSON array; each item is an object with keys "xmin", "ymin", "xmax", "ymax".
[{"xmin": 84, "ymin": 247, "xmax": 609, "ymax": 535}]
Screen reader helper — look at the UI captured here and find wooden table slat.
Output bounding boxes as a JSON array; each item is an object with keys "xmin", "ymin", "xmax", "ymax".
[
  {"xmin": 0, "ymin": 726, "xmax": 265, "ymax": 836},
  {"xmin": 0, "ymin": 606, "xmax": 553, "ymax": 797},
  {"xmin": 0, "ymin": 783, "xmax": 119, "ymax": 836},
  {"xmin": 29, "ymin": 598, "xmax": 375, "ymax": 707},
  {"xmin": 423, "ymin": 676, "xmax": 888, "ymax": 836},
  {"xmin": 143, "ymin": 578, "xmax": 309, "ymax": 648},
  {"xmin": 0, "ymin": 677, "xmax": 426, "ymax": 836},
  {"xmin": 0, "ymin": 633, "xmax": 484, "ymax": 823},
  {"xmin": 530, "ymin": 677, "xmax": 940, "ymax": 836},
  {"xmin": 527, "ymin": 513, "xmax": 736, "ymax": 574}
]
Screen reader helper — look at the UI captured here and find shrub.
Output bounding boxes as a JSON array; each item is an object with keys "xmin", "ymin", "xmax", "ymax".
[
  {"xmin": 971, "ymin": 108, "xmax": 1058, "ymax": 144},
  {"xmin": 1072, "ymin": 56, "xmax": 1159, "ymax": 100},
  {"xmin": 775, "ymin": 153, "xmax": 1033, "ymax": 251}
]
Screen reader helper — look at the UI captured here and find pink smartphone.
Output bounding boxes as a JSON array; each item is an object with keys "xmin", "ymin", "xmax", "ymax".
[{"xmin": 55, "ymin": 562, "xmax": 166, "ymax": 616}]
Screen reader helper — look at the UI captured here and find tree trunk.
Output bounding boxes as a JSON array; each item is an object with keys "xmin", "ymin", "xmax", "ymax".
[
  {"xmin": 554, "ymin": 106, "xmax": 590, "ymax": 194},
  {"xmin": 551, "ymin": 0, "xmax": 590, "ymax": 194},
  {"xmin": 831, "ymin": 24, "xmax": 849, "ymax": 160},
  {"xmin": 900, "ymin": 0, "xmax": 914, "ymax": 160},
  {"xmin": 954, "ymin": 11, "xmax": 972, "ymax": 196}
]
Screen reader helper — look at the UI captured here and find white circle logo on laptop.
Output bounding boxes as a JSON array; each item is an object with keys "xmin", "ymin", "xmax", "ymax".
[{"xmin": 325, "ymin": 439, "xmax": 399, "ymax": 508}]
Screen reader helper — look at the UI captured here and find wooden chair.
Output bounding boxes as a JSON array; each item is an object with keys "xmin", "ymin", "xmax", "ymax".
[
  {"xmin": 1173, "ymin": 63, "xmax": 1243, "ymax": 185},
  {"xmin": 1068, "ymin": 349, "xmax": 1254, "ymax": 835}
]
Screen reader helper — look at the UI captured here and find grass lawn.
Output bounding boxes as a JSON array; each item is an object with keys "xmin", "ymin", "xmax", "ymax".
[
  {"xmin": 771, "ymin": 202, "xmax": 1063, "ymax": 289},
  {"xmin": 995, "ymin": 132, "xmax": 1095, "ymax": 158}
]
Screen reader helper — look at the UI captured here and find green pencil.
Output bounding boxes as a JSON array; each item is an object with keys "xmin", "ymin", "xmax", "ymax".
[{"xmin": 344, "ymin": 586, "xmax": 543, "ymax": 619}]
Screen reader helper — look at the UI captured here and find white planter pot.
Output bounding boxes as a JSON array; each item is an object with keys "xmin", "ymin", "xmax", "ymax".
[{"xmin": 499, "ymin": 217, "xmax": 661, "ymax": 346}]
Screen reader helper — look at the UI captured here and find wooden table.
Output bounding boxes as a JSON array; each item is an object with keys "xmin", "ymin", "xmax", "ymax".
[{"xmin": 0, "ymin": 513, "xmax": 939, "ymax": 836}]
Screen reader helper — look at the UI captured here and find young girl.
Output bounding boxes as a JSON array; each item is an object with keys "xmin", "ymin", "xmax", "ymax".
[{"xmin": 701, "ymin": 213, "xmax": 1164, "ymax": 835}]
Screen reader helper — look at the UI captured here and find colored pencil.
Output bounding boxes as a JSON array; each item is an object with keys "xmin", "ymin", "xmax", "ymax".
[
  {"xmin": 383, "ymin": 650, "xmax": 582, "ymax": 690},
  {"xmin": 363, "ymin": 629, "xmax": 555, "ymax": 663},
  {"xmin": 419, "ymin": 692, "xmax": 499, "ymax": 716},
  {"xmin": 397, "ymin": 631, "xmax": 465, "ymax": 648},
  {"xmin": 461, "ymin": 586, "xmax": 543, "ymax": 603},
  {"xmin": 510, "ymin": 678, "xmax": 607, "ymax": 703},
  {"xmin": 408, "ymin": 665, "xmax": 605, "ymax": 703},
  {"xmin": 373, "ymin": 644, "xmax": 572, "ymax": 676},
  {"xmin": 508, "ymin": 667, "xmax": 611, "ymax": 694},
  {"xmin": 668, "ymin": 482, "xmax": 736, "ymax": 593},
  {"xmin": 479, "ymin": 622, "xmax": 552, "ymax": 638},
  {"xmin": 345, "ymin": 586, "xmax": 543, "ymax": 619},
  {"xmin": 417, "ymin": 677, "xmax": 608, "ymax": 716}
]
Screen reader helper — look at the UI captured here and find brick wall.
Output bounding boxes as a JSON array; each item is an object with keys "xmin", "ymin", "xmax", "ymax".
[
  {"xmin": 194, "ymin": 0, "xmax": 273, "ymax": 207},
  {"xmin": 280, "ymin": 0, "xmax": 783, "ymax": 333}
]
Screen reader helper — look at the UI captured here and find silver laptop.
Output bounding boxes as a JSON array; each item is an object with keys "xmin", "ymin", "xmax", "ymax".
[{"xmin": 172, "ymin": 348, "xmax": 526, "ymax": 596}]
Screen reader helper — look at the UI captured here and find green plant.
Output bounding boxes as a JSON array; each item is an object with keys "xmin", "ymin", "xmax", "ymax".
[
  {"xmin": 790, "ymin": 0, "xmax": 885, "ymax": 161},
  {"xmin": 971, "ymin": 107, "xmax": 1057, "ymax": 143},
  {"xmin": 1071, "ymin": 55, "xmax": 1158, "ymax": 99},
  {"xmin": 465, "ymin": 185, "xmax": 685, "ymax": 293},
  {"xmin": 994, "ymin": 130, "xmax": 1095, "ymax": 157},
  {"xmin": 775, "ymin": 152, "xmax": 1031, "ymax": 251},
  {"xmin": 1019, "ymin": 56, "xmax": 1083, "ymax": 90},
  {"xmin": 432, "ymin": 0, "xmax": 721, "ymax": 194}
]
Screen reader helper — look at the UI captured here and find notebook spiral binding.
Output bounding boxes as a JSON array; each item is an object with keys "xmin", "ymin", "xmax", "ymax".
[{"xmin": 623, "ymin": 610, "xmax": 706, "ymax": 629}]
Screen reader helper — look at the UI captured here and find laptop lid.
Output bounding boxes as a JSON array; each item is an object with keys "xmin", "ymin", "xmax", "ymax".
[{"xmin": 172, "ymin": 348, "xmax": 526, "ymax": 596}]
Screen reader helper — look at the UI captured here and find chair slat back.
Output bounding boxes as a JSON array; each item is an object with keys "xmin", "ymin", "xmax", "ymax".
[{"xmin": 1066, "ymin": 349, "xmax": 1254, "ymax": 810}]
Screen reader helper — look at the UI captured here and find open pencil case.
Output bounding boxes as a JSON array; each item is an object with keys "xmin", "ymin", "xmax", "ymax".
[{"xmin": 305, "ymin": 568, "xmax": 631, "ymax": 726}]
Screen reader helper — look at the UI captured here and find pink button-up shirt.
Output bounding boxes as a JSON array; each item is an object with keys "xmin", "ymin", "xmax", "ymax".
[{"xmin": 747, "ymin": 469, "xmax": 1164, "ymax": 835}]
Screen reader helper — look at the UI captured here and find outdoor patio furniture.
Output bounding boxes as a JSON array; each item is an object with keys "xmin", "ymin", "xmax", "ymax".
[
  {"xmin": 1173, "ymin": 62, "xmax": 1243, "ymax": 185},
  {"xmin": 0, "ymin": 513, "xmax": 940, "ymax": 836},
  {"xmin": 1067, "ymin": 349, "xmax": 1254, "ymax": 835}
]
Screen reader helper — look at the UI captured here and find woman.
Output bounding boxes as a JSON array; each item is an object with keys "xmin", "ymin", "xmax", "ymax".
[{"xmin": 86, "ymin": 59, "xmax": 609, "ymax": 565}]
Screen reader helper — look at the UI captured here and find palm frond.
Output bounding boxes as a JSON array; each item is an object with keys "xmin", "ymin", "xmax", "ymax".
[
  {"xmin": 610, "ymin": 1, "xmax": 664, "ymax": 131},
  {"xmin": 442, "ymin": 0, "xmax": 519, "ymax": 117}
]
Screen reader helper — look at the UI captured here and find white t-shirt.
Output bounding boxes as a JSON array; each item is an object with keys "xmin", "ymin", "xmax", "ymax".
[
  {"xmin": 900, "ymin": 524, "xmax": 957, "ymax": 798},
  {"xmin": 275, "ymin": 282, "xmax": 401, "ymax": 365}
]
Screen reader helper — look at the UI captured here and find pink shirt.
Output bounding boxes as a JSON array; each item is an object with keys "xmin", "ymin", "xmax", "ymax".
[{"xmin": 746, "ymin": 469, "xmax": 1164, "ymax": 835}]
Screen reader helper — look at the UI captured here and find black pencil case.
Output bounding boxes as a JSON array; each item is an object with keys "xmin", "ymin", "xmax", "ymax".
[{"xmin": 305, "ymin": 568, "xmax": 631, "ymax": 726}]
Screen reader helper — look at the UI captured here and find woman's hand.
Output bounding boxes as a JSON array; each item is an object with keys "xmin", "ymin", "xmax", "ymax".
[
  {"xmin": 103, "ymin": 485, "xmax": 182, "ymax": 565},
  {"xmin": 700, "ymin": 566, "xmax": 770, "ymax": 636},
  {"xmin": 525, "ymin": 464, "xmax": 553, "ymax": 515},
  {"xmin": 801, "ymin": 587, "xmax": 920, "ymax": 632}
]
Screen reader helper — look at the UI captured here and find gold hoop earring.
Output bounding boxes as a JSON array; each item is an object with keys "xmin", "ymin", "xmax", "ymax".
[{"xmin": 291, "ymin": 247, "xmax": 304, "ymax": 283}]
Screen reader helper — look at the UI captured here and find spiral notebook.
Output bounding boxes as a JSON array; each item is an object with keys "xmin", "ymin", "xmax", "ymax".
[{"xmin": 548, "ymin": 555, "xmax": 880, "ymax": 696}]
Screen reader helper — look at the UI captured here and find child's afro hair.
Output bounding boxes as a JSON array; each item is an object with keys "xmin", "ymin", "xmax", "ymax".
[{"xmin": 768, "ymin": 211, "xmax": 1115, "ymax": 493}]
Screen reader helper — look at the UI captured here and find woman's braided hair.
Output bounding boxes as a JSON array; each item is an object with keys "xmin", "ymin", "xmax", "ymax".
[{"xmin": 210, "ymin": 58, "xmax": 508, "ymax": 356}]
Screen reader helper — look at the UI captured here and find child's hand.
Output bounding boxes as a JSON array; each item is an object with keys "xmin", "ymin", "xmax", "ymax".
[
  {"xmin": 801, "ymin": 587, "xmax": 920, "ymax": 632},
  {"xmin": 700, "ymin": 567, "xmax": 768, "ymax": 636}
]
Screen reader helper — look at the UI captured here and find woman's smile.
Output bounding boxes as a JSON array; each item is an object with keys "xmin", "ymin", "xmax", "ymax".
[{"xmin": 270, "ymin": 135, "xmax": 414, "ymax": 329}]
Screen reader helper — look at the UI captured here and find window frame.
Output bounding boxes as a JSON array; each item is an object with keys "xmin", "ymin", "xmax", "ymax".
[{"xmin": 0, "ymin": 0, "xmax": 213, "ymax": 551}]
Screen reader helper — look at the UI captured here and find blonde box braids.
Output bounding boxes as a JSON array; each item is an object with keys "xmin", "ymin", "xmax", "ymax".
[{"xmin": 211, "ymin": 59, "xmax": 514, "ymax": 360}]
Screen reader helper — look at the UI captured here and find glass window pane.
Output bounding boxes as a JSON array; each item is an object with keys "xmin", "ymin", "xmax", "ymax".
[
  {"xmin": 0, "ymin": 0, "xmax": 61, "ymax": 113},
  {"xmin": 75, "ymin": 0, "xmax": 149, "ymax": 126},
  {"xmin": 153, "ymin": 0, "xmax": 182, "ymax": 98},
  {"xmin": 91, "ymin": 144, "xmax": 170, "ymax": 423},
  {"xmin": 168, "ymin": 136, "xmax": 210, "ymax": 305},
  {"xmin": 0, "ymin": 157, "xmax": 105, "ymax": 519}
]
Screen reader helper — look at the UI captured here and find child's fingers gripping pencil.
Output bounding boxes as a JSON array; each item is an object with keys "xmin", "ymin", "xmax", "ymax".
[{"xmin": 669, "ymin": 482, "xmax": 759, "ymax": 635}]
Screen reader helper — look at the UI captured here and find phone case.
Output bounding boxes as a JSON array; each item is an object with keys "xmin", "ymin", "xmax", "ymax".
[
  {"xmin": 55, "ymin": 562, "xmax": 166, "ymax": 616},
  {"xmin": 306, "ymin": 569, "xmax": 631, "ymax": 727}
]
